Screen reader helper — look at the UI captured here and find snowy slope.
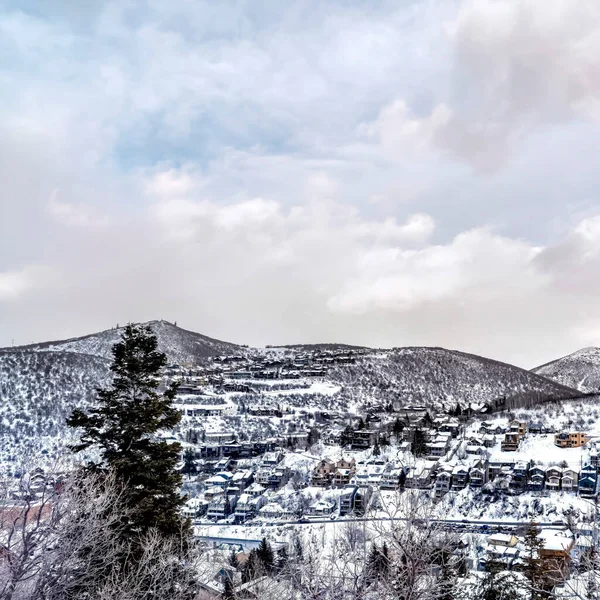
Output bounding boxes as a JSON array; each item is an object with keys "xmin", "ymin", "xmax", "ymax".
[
  {"xmin": 532, "ymin": 347, "xmax": 600, "ymax": 393},
  {"xmin": 0, "ymin": 350, "xmax": 111, "ymax": 468},
  {"xmin": 330, "ymin": 347, "xmax": 580, "ymax": 411},
  {"xmin": 4, "ymin": 320, "xmax": 241, "ymax": 365}
]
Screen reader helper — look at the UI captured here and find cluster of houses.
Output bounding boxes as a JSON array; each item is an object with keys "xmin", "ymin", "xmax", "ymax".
[
  {"xmin": 164, "ymin": 347, "xmax": 366, "ymax": 388},
  {"xmin": 481, "ymin": 530, "xmax": 575, "ymax": 581}
]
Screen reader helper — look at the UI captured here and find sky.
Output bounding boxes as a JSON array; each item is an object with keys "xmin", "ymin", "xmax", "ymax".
[{"xmin": 2, "ymin": 0, "xmax": 600, "ymax": 368}]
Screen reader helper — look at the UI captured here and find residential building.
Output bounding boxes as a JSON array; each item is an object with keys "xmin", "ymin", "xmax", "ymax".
[
  {"xmin": 528, "ymin": 466, "xmax": 545, "ymax": 491},
  {"xmin": 434, "ymin": 471, "xmax": 451, "ymax": 497},
  {"xmin": 501, "ymin": 433, "xmax": 521, "ymax": 452},
  {"xmin": 312, "ymin": 459, "xmax": 336, "ymax": 486},
  {"xmin": 545, "ymin": 467, "xmax": 562, "ymax": 491},
  {"xmin": 451, "ymin": 466, "xmax": 470, "ymax": 490},
  {"xmin": 579, "ymin": 464, "xmax": 597, "ymax": 498},
  {"xmin": 508, "ymin": 420, "xmax": 527, "ymax": 438},
  {"xmin": 562, "ymin": 468, "xmax": 578, "ymax": 492},
  {"xmin": 554, "ymin": 432, "xmax": 590, "ymax": 449}
]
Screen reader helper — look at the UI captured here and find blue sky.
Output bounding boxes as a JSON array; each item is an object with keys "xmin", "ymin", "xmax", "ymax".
[{"xmin": 2, "ymin": 0, "xmax": 600, "ymax": 367}]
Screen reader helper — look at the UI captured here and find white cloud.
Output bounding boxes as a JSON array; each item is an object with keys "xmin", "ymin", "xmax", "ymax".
[
  {"xmin": 0, "ymin": 266, "xmax": 50, "ymax": 301},
  {"xmin": 47, "ymin": 191, "xmax": 110, "ymax": 229}
]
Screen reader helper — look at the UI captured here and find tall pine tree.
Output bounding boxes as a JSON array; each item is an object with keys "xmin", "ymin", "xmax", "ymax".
[{"xmin": 67, "ymin": 324, "xmax": 187, "ymax": 542}]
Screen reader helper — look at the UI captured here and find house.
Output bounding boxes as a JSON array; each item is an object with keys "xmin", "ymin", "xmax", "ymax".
[
  {"xmin": 451, "ymin": 466, "xmax": 470, "ymax": 490},
  {"xmin": 509, "ymin": 461, "xmax": 530, "ymax": 494},
  {"xmin": 380, "ymin": 467, "xmax": 404, "ymax": 490},
  {"xmin": 204, "ymin": 474, "xmax": 230, "ymax": 490},
  {"xmin": 339, "ymin": 484, "xmax": 369, "ymax": 516},
  {"xmin": 545, "ymin": 466, "xmax": 563, "ymax": 491},
  {"xmin": 528, "ymin": 466, "xmax": 545, "ymax": 491},
  {"xmin": 427, "ymin": 440, "xmax": 450, "ymax": 458},
  {"xmin": 267, "ymin": 467, "xmax": 290, "ymax": 489},
  {"xmin": 483, "ymin": 534, "xmax": 520, "ymax": 570},
  {"xmin": 482, "ymin": 434, "xmax": 496, "ymax": 448},
  {"xmin": 508, "ymin": 420, "xmax": 527, "ymax": 438},
  {"xmin": 261, "ymin": 451, "xmax": 284, "ymax": 467},
  {"xmin": 333, "ymin": 468, "xmax": 353, "ymax": 487},
  {"xmin": 578, "ymin": 464, "xmax": 598, "ymax": 497},
  {"xmin": 233, "ymin": 493, "xmax": 266, "ymax": 523},
  {"xmin": 554, "ymin": 432, "xmax": 590, "ymax": 449},
  {"xmin": 312, "ymin": 459, "xmax": 335, "ymax": 487},
  {"xmin": 259, "ymin": 502, "xmax": 285, "ymax": 520},
  {"xmin": 469, "ymin": 465, "xmax": 488, "ymax": 487},
  {"xmin": 561, "ymin": 468, "xmax": 578, "ymax": 492},
  {"xmin": 350, "ymin": 429, "xmax": 379, "ymax": 449},
  {"xmin": 489, "ymin": 533, "xmax": 518, "ymax": 547},
  {"xmin": 246, "ymin": 482, "xmax": 266, "ymax": 498},
  {"xmin": 434, "ymin": 471, "xmax": 451, "ymax": 497},
  {"xmin": 539, "ymin": 530, "xmax": 575, "ymax": 582},
  {"xmin": 308, "ymin": 499, "xmax": 336, "ymax": 516},
  {"xmin": 501, "ymin": 432, "xmax": 521, "ymax": 452},
  {"xmin": 206, "ymin": 496, "xmax": 235, "ymax": 520}
]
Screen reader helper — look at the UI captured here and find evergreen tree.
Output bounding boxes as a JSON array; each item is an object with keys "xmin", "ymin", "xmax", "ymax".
[
  {"xmin": 182, "ymin": 448, "xmax": 197, "ymax": 476},
  {"xmin": 276, "ymin": 546, "xmax": 289, "ymax": 571},
  {"xmin": 522, "ymin": 520, "xmax": 548, "ymax": 599},
  {"xmin": 307, "ymin": 427, "xmax": 320, "ymax": 446},
  {"xmin": 222, "ymin": 576, "xmax": 236, "ymax": 600},
  {"xmin": 373, "ymin": 441, "xmax": 381, "ymax": 456},
  {"xmin": 412, "ymin": 427, "xmax": 427, "ymax": 457},
  {"xmin": 340, "ymin": 425, "xmax": 354, "ymax": 447},
  {"xmin": 242, "ymin": 549, "xmax": 262, "ymax": 583},
  {"xmin": 228, "ymin": 549, "xmax": 240, "ymax": 570},
  {"xmin": 257, "ymin": 537, "xmax": 275, "ymax": 573},
  {"xmin": 67, "ymin": 324, "xmax": 187, "ymax": 542},
  {"xmin": 392, "ymin": 418, "xmax": 405, "ymax": 437}
]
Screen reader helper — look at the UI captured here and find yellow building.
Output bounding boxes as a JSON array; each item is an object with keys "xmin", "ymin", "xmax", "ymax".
[{"xmin": 554, "ymin": 432, "xmax": 589, "ymax": 448}]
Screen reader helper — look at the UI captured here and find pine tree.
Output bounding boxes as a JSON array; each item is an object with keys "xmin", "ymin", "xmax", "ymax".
[
  {"xmin": 182, "ymin": 448, "xmax": 197, "ymax": 476},
  {"xmin": 222, "ymin": 575, "xmax": 236, "ymax": 599},
  {"xmin": 373, "ymin": 441, "xmax": 381, "ymax": 456},
  {"xmin": 522, "ymin": 520, "xmax": 547, "ymax": 599},
  {"xmin": 276, "ymin": 546, "xmax": 289, "ymax": 571},
  {"xmin": 257, "ymin": 537, "xmax": 275, "ymax": 573},
  {"xmin": 67, "ymin": 324, "xmax": 187, "ymax": 542},
  {"xmin": 412, "ymin": 427, "xmax": 427, "ymax": 457}
]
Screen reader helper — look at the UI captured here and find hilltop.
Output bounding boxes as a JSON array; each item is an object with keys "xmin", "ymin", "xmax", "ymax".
[
  {"xmin": 330, "ymin": 346, "xmax": 581, "ymax": 412},
  {"xmin": 4, "ymin": 320, "xmax": 241, "ymax": 365},
  {"xmin": 532, "ymin": 347, "xmax": 600, "ymax": 393}
]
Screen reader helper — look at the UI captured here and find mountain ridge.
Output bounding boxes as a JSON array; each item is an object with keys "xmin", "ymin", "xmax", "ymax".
[{"xmin": 532, "ymin": 346, "xmax": 600, "ymax": 393}]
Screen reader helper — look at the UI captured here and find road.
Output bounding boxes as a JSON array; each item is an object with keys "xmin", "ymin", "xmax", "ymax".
[{"xmin": 193, "ymin": 515, "xmax": 568, "ymax": 531}]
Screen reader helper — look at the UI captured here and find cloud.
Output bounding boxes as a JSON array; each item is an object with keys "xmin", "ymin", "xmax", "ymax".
[
  {"xmin": 47, "ymin": 191, "xmax": 110, "ymax": 228},
  {"xmin": 0, "ymin": 266, "xmax": 50, "ymax": 301},
  {"xmin": 2, "ymin": 0, "xmax": 600, "ymax": 369}
]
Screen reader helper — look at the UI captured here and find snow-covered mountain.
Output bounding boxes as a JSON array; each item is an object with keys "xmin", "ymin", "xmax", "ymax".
[
  {"xmin": 5, "ymin": 320, "xmax": 241, "ymax": 365},
  {"xmin": 0, "ymin": 350, "xmax": 111, "ymax": 467},
  {"xmin": 330, "ymin": 347, "xmax": 581, "ymax": 411},
  {"xmin": 532, "ymin": 347, "xmax": 600, "ymax": 393}
]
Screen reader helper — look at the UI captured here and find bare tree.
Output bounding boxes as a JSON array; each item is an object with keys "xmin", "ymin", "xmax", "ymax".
[{"xmin": 0, "ymin": 470, "xmax": 198, "ymax": 600}]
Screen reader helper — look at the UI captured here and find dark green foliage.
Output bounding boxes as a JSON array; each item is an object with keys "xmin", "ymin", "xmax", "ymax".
[
  {"xmin": 392, "ymin": 418, "xmax": 405, "ymax": 437},
  {"xmin": 340, "ymin": 424, "xmax": 354, "ymax": 447},
  {"xmin": 182, "ymin": 448, "xmax": 197, "ymax": 476},
  {"xmin": 307, "ymin": 427, "xmax": 320, "ymax": 446},
  {"xmin": 276, "ymin": 546, "xmax": 289, "ymax": 571},
  {"xmin": 373, "ymin": 441, "xmax": 381, "ymax": 456},
  {"xmin": 222, "ymin": 576, "xmax": 236, "ymax": 600},
  {"xmin": 412, "ymin": 427, "xmax": 427, "ymax": 457},
  {"xmin": 257, "ymin": 537, "xmax": 275, "ymax": 573},
  {"xmin": 67, "ymin": 324, "xmax": 187, "ymax": 541},
  {"xmin": 367, "ymin": 542, "xmax": 390, "ymax": 583}
]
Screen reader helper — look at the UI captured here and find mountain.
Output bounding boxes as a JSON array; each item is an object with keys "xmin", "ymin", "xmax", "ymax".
[
  {"xmin": 0, "ymin": 350, "xmax": 111, "ymax": 467},
  {"xmin": 4, "ymin": 320, "xmax": 242, "ymax": 365},
  {"xmin": 532, "ymin": 347, "xmax": 600, "ymax": 393},
  {"xmin": 330, "ymin": 347, "xmax": 581, "ymax": 411}
]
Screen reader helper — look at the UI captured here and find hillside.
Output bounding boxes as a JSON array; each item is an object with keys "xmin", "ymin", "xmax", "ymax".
[
  {"xmin": 0, "ymin": 350, "xmax": 111, "ymax": 468},
  {"xmin": 330, "ymin": 347, "xmax": 581, "ymax": 411},
  {"xmin": 4, "ymin": 320, "xmax": 241, "ymax": 365},
  {"xmin": 532, "ymin": 347, "xmax": 600, "ymax": 393}
]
